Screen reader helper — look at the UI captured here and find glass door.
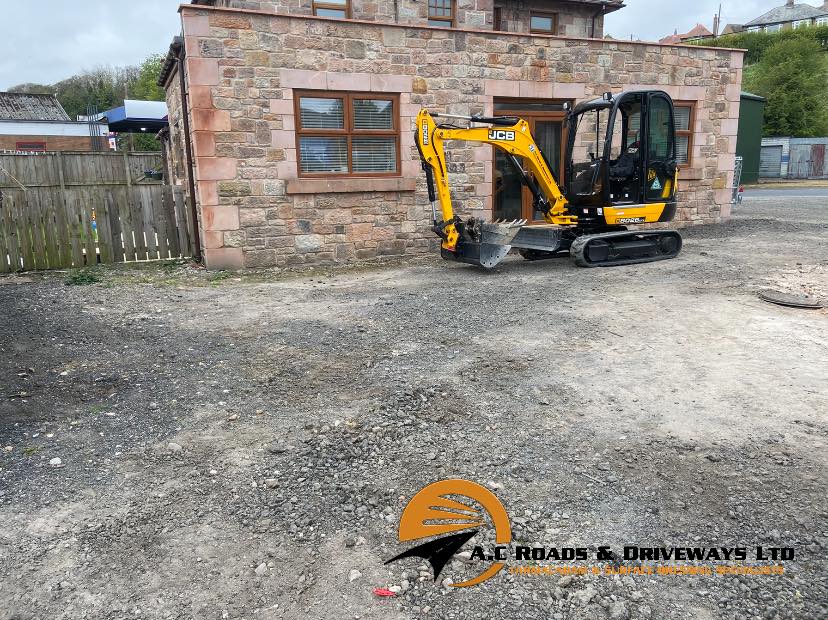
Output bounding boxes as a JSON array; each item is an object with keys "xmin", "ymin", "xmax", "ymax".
[
  {"xmin": 492, "ymin": 100, "xmax": 567, "ymax": 223},
  {"xmin": 644, "ymin": 93, "xmax": 676, "ymax": 203},
  {"xmin": 531, "ymin": 120, "xmax": 562, "ymax": 220}
]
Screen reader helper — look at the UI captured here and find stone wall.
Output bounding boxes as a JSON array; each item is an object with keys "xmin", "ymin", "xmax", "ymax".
[
  {"xmin": 200, "ymin": 0, "xmax": 607, "ymax": 36},
  {"xmin": 172, "ymin": 5, "xmax": 744, "ymax": 269}
]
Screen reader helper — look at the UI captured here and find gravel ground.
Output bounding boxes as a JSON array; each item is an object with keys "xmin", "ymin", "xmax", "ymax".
[{"xmin": 0, "ymin": 198, "xmax": 826, "ymax": 620}]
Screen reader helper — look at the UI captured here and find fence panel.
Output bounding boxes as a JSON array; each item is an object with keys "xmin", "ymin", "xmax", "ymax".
[{"xmin": 0, "ymin": 151, "xmax": 193, "ymax": 272}]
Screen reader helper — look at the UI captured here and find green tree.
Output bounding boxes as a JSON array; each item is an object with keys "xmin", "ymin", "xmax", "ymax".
[{"xmin": 744, "ymin": 37, "xmax": 828, "ymax": 137}]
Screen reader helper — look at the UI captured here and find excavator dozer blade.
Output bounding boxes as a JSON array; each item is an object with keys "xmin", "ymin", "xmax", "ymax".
[{"xmin": 441, "ymin": 220, "xmax": 525, "ymax": 269}]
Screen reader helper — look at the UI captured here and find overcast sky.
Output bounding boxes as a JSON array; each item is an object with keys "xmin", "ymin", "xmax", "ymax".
[{"xmin": 0, "ymin": 0, "xmax": 793, "ymax": 90}]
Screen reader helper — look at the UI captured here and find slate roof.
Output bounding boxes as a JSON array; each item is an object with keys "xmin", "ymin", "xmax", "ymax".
[
  {"xmin": 745, "ymin": 2, "xmax": 828, "ymax": 27},
  {"xmin": 0, "ymin": 92, "xmax": 71, "ymax": 121}
]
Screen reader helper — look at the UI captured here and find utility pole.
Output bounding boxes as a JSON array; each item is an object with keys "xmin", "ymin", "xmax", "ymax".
[{"xmin": 714, "ymin": 3, "xmax": 722, "ymax": 36}]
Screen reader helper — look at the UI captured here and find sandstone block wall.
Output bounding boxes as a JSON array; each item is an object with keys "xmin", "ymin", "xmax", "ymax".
[
  {"xmin": 201, "ymin": 0, "xmax": 606, "ymax": 37},
  {"xmin": 170, "ymin": 5, "xmax": 744, "ymax": 269}
]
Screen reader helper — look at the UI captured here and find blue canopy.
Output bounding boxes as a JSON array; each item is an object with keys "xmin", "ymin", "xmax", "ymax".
[{"xmin": 104, "ymin": 100, "xmax": 168, "ymax": 133}]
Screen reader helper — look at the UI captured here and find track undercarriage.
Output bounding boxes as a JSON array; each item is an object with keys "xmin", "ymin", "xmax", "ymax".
[{"xmin": 443, "ymin": 219, "xmax": 683, "ymax": 269}]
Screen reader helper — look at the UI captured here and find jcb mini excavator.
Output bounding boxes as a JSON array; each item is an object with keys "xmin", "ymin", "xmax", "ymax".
[{"xmin": 415, "ymin": 90, "xmax": 683, "ymax": 268}]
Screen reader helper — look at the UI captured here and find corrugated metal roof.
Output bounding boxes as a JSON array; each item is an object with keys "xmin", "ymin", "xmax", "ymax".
[
  {"xmin": 745, "ymin": 3, "xmax": 828, "ymax": 27},
  {"xmin": 0, "ymin": 92, "xmax": 71, "ymax": 121}
]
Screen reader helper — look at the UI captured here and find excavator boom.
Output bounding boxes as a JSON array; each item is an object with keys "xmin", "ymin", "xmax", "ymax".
[
  {"xmin": 415, "ymin": 92, "xmax": 683, "ymax": 269},
  {"xmin": 416, "ymin": 110, "xmax": 576, "ymax": 267}
]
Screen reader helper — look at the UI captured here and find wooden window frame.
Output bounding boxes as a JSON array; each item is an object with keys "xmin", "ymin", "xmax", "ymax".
[
  {"xmin": 312, "ymin": 0, "xmax": 350, "ymax": 18},
  {"xmin": 428, "ymin": 0, "xmax": 455, "ymax": 28},
  {"xmin": 294, "ymin": 91, "xmax": 401, "ymax": 178},
  {"xmin": 15, "ymin": 141, "xmax": 46, "ymax": 152},
  {"xmin": 673, "ymin": 101, "xmax": 696, "ymax": 168},
  {"xmin": 491, "ymin": 98, "xmax": 570, "ymax": 223},
  {"xmin": 529, "ymin": 11, "xmax": 558, "ymax": 34},
  {"xmin": 493, "ymin": 6, "xmax": 503, "ymax": 31}
]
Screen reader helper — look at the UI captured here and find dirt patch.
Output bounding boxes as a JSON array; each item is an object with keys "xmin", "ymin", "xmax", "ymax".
[{"xmin": 1, "ymin": 199, "xmax": 826, "ymax": 619}]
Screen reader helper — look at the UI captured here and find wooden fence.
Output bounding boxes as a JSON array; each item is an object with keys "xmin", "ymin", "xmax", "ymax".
[{"xmin": 0, "ymin": 152, "xmax": 193, "ymax": 272}]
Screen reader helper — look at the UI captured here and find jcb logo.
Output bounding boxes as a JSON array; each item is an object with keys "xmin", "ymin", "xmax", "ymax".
[{"xmin": 488, "ymin": 130, "xmax": 515, "ymax": 141}]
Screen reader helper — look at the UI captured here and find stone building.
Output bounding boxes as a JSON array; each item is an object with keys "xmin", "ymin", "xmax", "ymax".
[{"xmin": 159, "ymin": 0, "xmax": 745, "ymax": 269}]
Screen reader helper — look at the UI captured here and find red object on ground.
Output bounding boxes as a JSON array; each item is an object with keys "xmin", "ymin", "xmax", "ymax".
[
  {"xmin": 372, "ymin": 588, "xmax": 396, "ymax": 597},
  {"xmin": 739, "ymin": 185, "xmax": 744, "ymax": 193}
]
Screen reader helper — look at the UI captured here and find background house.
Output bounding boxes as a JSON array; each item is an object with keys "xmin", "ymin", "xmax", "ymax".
[
  {"xmin": 659, "ymin": 24, "xmax": 715, "ymax": 45},
  {"xmin": 0, "ymin": 92, "xmax": 108, "ymax": 152},
  {"xmin": 160, "ymin": 0, "xmax": 745, "ymax": 269},
  {"xmin": 740, "ymin": 0, "xmax": 828, "ymax": 33}
]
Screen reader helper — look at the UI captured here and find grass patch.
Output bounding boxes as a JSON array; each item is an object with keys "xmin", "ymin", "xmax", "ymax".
[
  {"xmin": 208, "ymin": 271, "xmax": 233, "ymax": 284},
  {"xmin": 65, "ymin": 268, "xmax": 103, "ymax": 286}
]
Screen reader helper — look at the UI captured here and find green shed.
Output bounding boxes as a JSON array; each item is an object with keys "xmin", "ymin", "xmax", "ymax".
[{"xmin": 736, "ymin": 92, "xmax": 766, "ymax": 185}]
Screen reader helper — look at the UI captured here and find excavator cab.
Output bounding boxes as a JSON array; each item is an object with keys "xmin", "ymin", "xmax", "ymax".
[{"xmin": 564, "ymin": 91, "xmax": 678, "ymax": 224}]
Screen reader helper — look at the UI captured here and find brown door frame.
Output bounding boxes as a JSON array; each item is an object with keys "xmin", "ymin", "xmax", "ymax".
[{"xmin": 491, "ymin": 99, "xmax": 569, "ymax": 222}]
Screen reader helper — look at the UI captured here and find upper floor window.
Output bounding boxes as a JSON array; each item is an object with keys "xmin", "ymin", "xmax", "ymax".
[
  {"xmin": 428, "ymin": 0, "xmax": 455, "ymax": 27},
  {"xmin": 530, "ymin": 12, "xmax": 557, "ymax": 34},
  {"xmin": 493, "ymin": 6, "xmax": 503, "ymax": 31},
  {"xmin": 295, "ymin": 91, "xmax": 400, "ymax": 177},
  {"xmin": 313, "ymin": 0, "xmax": 349, "ymax": 18}
]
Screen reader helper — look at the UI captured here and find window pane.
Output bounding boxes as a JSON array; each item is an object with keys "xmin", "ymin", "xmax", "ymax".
[
  {"xmin": 676, "ymin": 135, "xmax": 689, "ymax": 165},
  {"xmin": 647, "ymin": 96, "xmax": 672, "ymax": 159},
  {"xmin": 314, "ymin": 8, "xmax": 347, "ymax": 17},
  {"xmin": 674, "ymin": 106, "xmax": 691, "ymax": 132},
  {"xmin": 353, "ymin": 99, "xmax": 393, "ymax": 130},
  {"xmin": 428, "ymin": 19, "xmax": 452, "ymax": 26},
  {"xmin": 319, "ymin": 0, "xmax": 347, "ymax": 5},
  {"xmin": 300, "ymin": 136, "xmax": 348, "ymax": 173},
  {"xmin": 299, "ymin": 97, "xmax": 344, "ymax": 129},
  {"xmin": 531, "ymin": 16, "xmax": 554, "ymax": 31},
  {"xmin": 352, "ymin": 137, "xmax": 397, "ymax": 173}
]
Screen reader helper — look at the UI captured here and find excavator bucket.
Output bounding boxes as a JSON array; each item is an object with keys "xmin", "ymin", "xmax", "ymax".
[{"xmin": 442, "ymin": 220, "xmax": 526, "ymax": 269}]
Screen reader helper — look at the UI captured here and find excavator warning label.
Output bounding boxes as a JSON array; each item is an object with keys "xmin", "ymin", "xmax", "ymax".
[
  {"xmin": 488, "ymin": 130, "xmax": 516, "ymax": 141},
  {"xmin": 651, "ymin": 177, "xmax": 663, "ymax": 191}
]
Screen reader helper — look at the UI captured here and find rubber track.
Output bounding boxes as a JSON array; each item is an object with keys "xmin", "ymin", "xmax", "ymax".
[{"xmin": 570, "ymin": 229, "xmax": 682, "ymax": 268}]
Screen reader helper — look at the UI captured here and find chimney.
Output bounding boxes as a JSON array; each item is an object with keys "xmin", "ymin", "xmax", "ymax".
[{"xmin": 786, "ymin": 0, "xmax": 794, "ymax": 6}]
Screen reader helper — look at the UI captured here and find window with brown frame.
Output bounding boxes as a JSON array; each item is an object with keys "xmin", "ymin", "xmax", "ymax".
[
  {"xmin": 312, "ymin": 0, "xmax": 350, "ymax": 19},
  {"xmin": 530, "ymin": 12, "xmax": 557, "ymax": 34},
  {"xmin": 493, "ymin": 6, "xmax": 503, "ymax": 31},
  {"xmin": 673, "ymin": 101, "xmax": 695, "ymax": 167},
  {"xmin": 15, "ymin": 141, "xmax": 46, "ymax": 152},
  {"xmin": 428, "ymin": 0, "xmax": 455, "ymax": 27},
  {"xmin": 295, "ymin": 92, "xmax": 400, "ymax": 177}
]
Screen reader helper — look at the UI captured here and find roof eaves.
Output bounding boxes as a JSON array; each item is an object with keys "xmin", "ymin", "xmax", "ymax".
[{"xmin": 157, "ymin": 37, "xmax": 184, "ymax": 88}]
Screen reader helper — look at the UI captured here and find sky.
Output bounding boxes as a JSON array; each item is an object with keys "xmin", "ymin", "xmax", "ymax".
[
  {"xmin": 604, "ymin": 0, "xmax": 785, "ymax": 41},
  {"xmin": 0, "ymin": 0, "xmax": 182, "ymax": 90},
  {"xmin": 0, "ymin": 0, "xmax": 800, "ymax": 90}
]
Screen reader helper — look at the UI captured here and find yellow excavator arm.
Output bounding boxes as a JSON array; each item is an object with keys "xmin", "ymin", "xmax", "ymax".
[{"xmin": 415, "ymin": 109, "xmax": 576, "ymax": 252}]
